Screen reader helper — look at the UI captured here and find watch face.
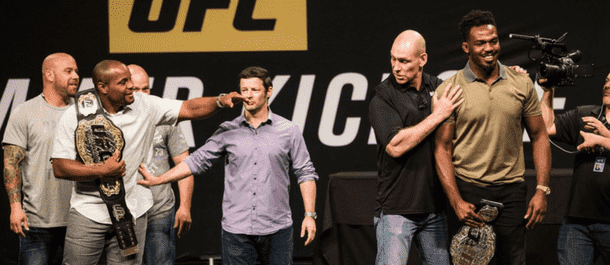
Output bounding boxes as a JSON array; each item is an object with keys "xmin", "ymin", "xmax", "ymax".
[{"xmin": 306, "ymin": 212, "xmax": 317, "ymax": 219}]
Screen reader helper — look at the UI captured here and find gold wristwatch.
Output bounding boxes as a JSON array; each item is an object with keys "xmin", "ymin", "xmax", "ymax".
[
  {"xmin": 304, "ymin": 212, "xmax": 317, "ymax": 219},
  {"xmin": 536, "ymin": 185, "xmax": 551, "ymax": 195}
]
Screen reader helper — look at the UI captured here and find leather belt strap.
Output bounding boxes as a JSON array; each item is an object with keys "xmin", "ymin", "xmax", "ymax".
[{"xmin": 74, "ymin": 88, "xmax": 138, "ymax": 256}]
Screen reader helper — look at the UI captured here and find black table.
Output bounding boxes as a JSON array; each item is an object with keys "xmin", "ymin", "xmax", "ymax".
[{"xmin": 317, "ymin": 170, "xmax": 574, "ymax": 265}]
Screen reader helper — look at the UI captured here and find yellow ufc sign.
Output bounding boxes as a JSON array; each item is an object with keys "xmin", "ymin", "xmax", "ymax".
[{"xmin": 109, "ymin": 0, "xmax": 307, "ymax": 53}]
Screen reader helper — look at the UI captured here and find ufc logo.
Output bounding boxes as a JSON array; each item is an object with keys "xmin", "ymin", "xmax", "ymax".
[
  {"xmin": 128, "ymin": 0, "xmax": 276, "ymax": 32},
  {"xmin": 109, "ymin": 0, "xmax": 307, "ymax": 53}
]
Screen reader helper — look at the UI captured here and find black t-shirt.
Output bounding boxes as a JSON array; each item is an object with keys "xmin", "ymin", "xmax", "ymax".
[
  {"xmin": 368, "ymin": 73, "xmax": 446, "ymax": 217},
  {"xmin": 554, "ymin": 105, "xmax": 610, "ymax": 222}
]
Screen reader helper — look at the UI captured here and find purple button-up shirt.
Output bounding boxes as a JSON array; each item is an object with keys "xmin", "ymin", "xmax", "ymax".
[{"xmin": 184, "ymin": 109, "xmax": 318, "ymax": 235}]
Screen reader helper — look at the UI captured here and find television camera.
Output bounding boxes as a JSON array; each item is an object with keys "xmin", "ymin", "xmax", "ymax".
[{"xmin": 509, "ymin": 32, "xmax": 594, "ymax": 86}]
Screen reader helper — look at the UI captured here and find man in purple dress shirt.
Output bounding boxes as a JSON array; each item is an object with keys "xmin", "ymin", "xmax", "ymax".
[{"xmin": 137, "ymin": 66, "xmax": 318, "ymax": 265}]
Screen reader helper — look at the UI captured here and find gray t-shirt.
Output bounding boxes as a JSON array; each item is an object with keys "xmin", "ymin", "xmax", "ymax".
[
  {"xmin": 146, "ymin": 125, "xmax": 189, "ymax": 219},
  {"xmin": 2, "ymin": 94, "xmax": 74, "ymax": 227}
]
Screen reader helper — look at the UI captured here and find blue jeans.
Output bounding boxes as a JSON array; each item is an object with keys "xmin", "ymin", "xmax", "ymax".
[
  {"xmin": 19, "ymin": 226, "xmax": 67, "ymax": 265},
  {"xmin": 374, "ymin": 211, "xmax": 450, "ymax": 265},
  {"xmin": 143, "ymin": 208, "xmax": 176, "ymax": 265},
  {"xmin": 557, "ymin": 218, "xmax": 610, "ymax": 264},
  {"xmin": 221, "ymin": 226, "xmax": 293, "ymax": 265},
  {"xmin": 62, "ymin": 208, "xmax": 147, "ymax": 265}
]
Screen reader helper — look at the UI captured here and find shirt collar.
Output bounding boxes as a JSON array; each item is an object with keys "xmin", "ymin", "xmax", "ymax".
[
  {"xmin": 588, "ymin": 105, "xmax": 606, "ymax": 120},
  {"xmin": 102, "ymin": 103, "xmax": 133, "ymax": 115},
  {"xmin": 238, "ymin": 108, "xmax": 274, "ymax": 127},
  {"xmin": 101, "ymin": 93, "xmax": 137, "ymax": 115},
  {"xmin": 462, "ymin": 60, "xmax": 507, "ymax": 83},
  {"xmin": 390, "ymin": 73, "xmax": 433, "ymax": 93}
]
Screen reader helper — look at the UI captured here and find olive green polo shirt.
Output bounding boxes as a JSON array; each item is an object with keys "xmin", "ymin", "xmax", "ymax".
[{"xmin": 435, "ymin": 62, "xmax": 541, "ymax": 186}]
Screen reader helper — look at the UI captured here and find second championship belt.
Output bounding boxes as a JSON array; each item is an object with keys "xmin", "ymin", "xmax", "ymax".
[
  {"xmin": 74, "ymin": 89, "xmax": 138, "ymax": 256},
  {"xmin": 450, "ymin": 199, "xmax": 504, "ymax": 265}
]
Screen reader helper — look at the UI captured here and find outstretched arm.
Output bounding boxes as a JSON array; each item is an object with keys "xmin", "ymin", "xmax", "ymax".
[
  {"xmin": 138, "ymin": 161, "xmax": 193, "ymax": 186},
  {"xmin": 3, "ymin": 144, "xmax": 27, "ymax": 237},
  {"xmin": 178, "ymin": 92, "xmax": 246, "ymax": 122}
]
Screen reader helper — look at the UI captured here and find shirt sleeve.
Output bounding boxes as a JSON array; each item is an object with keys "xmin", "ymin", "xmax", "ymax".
[
  {"xmin": 2, "ymin": 104, "xmax": 28, "ymax": 149},
  {"xmin": 554, "ymin": 107, "xmax": 584, "ymax": 146},
  {"xmin": 166, "ymin": 125, "xmax": 189, "ymax": 158},
  {"xmin": 184, "ymin": 126, "xmax": 225, "ymax": 175},
  {"xmin": 289, "ymin": 126, "xmax": 319, "ymax": 184},
  {"xmin": 435, "ymin": 79, "xmax": 457, "ymax": 124},
  {"xmin": 142, "ymin": 93, "xmax": 182, "ymax": 127},
  {"xmin": 368, "ymin": 94, "xmax": 403, "ymax": 148},
  {"xmin": 51, "ymin": 106, "xmax": 78, "ymax": 160},
  {"xmin": 522, "ymin": 80, "xmax": 543, "ymax": 117}
]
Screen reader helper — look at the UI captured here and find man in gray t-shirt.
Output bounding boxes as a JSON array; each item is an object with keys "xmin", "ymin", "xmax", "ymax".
[
  {"xmin": 128, "ymin": 64, "xmax": 194, "ymax": 265},
  {"xmin": 3, "ymin": 52, "xmax": 79, "ymax": 264}
]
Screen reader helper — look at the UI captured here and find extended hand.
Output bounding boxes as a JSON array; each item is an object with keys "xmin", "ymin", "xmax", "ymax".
[
  {"xmin": 219, "ymin": 92, "xmax": 247, "ymax": 108},
  {"xmin": 174, "ymin": 206, "xmax": 192, "ymax": 238},
  {"xmin": 137, "ymin": 164, "xmax": 160, "ymax": 186},
  {"xmin": 524, "ymin": 192, "xmax": 547, "ymax": 229},
  {"xmin": 301, "ymin": 216, "xmax": 316, "ymax": 246},
  {"xmin": 432, "ymin": 82, "xmax": 464, "ymax": 120}
]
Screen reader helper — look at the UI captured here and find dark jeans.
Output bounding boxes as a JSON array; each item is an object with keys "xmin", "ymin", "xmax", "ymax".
[
  {"xmin": 19, "ymin": 226, "xmax": 67, "ymax": 265},
  {"xmin": 143, "ymin": 208, "xmax": 176, "ymax": 265},
  {"xmin": 557, "ymin": 218, "xmax": 610, "ymax": 264},
  {"xmin": 221, "ymin": 226, "xmax": 293, "ymax": 265},
  {"xmin": 455, "ymin": 178, "xmax": 527, "ymax": 265}
]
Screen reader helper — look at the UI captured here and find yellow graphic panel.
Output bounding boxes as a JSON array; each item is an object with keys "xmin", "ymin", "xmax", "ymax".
[{"xmin": 109, "ymin": 0, "xmax": 307, "ymax": 53}]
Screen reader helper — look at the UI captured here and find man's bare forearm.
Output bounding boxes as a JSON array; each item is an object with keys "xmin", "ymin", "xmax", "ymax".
[
  {"xmin": 178, "ymin": 97, "xmax": 219, "ymax": 123},
  {"xmin": 540, "ymin": 88, "xmax": 556, "ymax": 136},
  {"xmin": 3, "ymin": 145, "xmax": 25, "ymax": 205},
  {"xmin": 434, "ymin": 124, "xmax": 463, "ymax": 207},
  {"xmin": 173, "ymin": 152, "xmax": 194, "ymax": 211},
  {"xmin": 299, "ymin": 180, "xmax": 316, "ymax": 213}
]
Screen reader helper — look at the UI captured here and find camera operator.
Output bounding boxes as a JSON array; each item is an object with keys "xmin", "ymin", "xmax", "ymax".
[{"xmin": 540, "ymin": 73, "xmax": 610, "ymax": 264}]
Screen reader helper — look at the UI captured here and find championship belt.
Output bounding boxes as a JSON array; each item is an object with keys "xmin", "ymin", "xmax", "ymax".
[
  {"xmin": 450, "ymin": 199, "xmax": 504, "ymax": 265},
  {"xmin": 74, "ymin": 89, "xmax": 138, "ymax": 256}
]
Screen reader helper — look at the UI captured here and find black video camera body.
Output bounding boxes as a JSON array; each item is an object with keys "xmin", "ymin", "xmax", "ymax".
[{"xmin": 509, "ymin": 33, "xmax": 594, "ymax": 86}]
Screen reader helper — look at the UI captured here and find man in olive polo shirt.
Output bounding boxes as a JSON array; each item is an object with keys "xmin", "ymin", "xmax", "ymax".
[{"xmin": 433, "ymin": 10, "xmax": 551, "ymax": 265}]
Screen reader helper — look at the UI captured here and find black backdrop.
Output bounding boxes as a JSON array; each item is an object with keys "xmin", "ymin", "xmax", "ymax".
[{"xmin": 1, "ymin": 0, "xmax": 609, "ymax": 263}]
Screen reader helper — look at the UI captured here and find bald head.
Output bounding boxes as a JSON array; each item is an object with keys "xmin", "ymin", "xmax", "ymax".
[
  {"xmin": 42, "ymin": 53, "xmax": 75, "ymax": 74},
  {"xmin": 392, "ymin": 30, "xmax": 426, "ymax": 56},
  {"xmin": 42, "ymin": 52, "xmax": 79, "ymax": 100},
  {"xmin": 127, "ymin": 64, "xmax": 150, "ymax": 94},
  {"xmin": 92, "ymin": 60, "xmax": 128, "ymax": 88},
  {"xmin": 390, "ymin": 30, "xmax": 428, "ymax": 87},
  {"xmin": 92, "ymin": 60, "xmax": 136, "ymax": 112}
]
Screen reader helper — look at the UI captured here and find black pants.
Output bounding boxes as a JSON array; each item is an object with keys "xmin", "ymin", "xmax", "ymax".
[{"xmin": 452, "ymin": 178, "xmax": 527, "ymax": 265}]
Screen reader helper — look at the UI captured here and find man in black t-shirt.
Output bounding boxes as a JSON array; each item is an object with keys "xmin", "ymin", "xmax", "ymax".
[
  {"xmin": 368, "ymin": 30, "xmax": 463, "ymax": 265},
  {"xmin": 540, "ymin": 72, "xmax": 610, "ymax": 264}
]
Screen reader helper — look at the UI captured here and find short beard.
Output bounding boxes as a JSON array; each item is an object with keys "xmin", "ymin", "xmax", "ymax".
[{"xmin": 481, "ymin": 62, "xmax": 496, "ymax": 75}]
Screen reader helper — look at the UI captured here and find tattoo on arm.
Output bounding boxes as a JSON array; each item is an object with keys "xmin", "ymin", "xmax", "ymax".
[{"xmin": 4, "ymin": 145, "xmax": 25, "ymax": 204}]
